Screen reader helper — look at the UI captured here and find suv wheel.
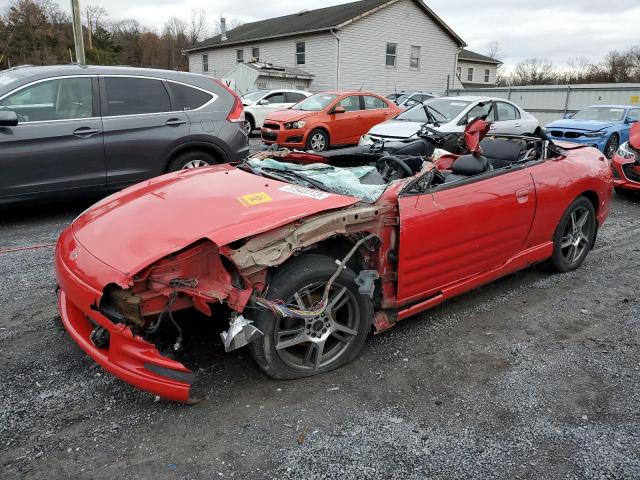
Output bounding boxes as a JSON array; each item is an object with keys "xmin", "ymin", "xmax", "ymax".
[{"xmin": 168, "ymin": 150, "xmax": 216, "ymax": 171}]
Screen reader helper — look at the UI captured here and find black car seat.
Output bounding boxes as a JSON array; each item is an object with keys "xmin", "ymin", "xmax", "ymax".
[
  {"xmin": 480, "ymin": 138, "xmax": 528, "ymax": 169},
  {"xmin": 443, "ymin": 153, "xmax": 490, "ymax": 183}
]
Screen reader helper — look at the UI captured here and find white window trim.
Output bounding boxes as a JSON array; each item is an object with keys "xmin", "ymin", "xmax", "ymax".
[
  {"xmin": 409, "ymin": 45, "xmax": 420, "ymax": 71},
  {"xmin": 386, "ymin": 43, "xmax": 397, "ymax": 68},
  {"xmin": 484, "ymin": 69, "xmax": 490, "ymax": 83},
  {"xmin": 236, "ymin": 49, "xmax": 244, "ymax": 63},
  {"xmin": 467, "ymin": 67, "xmax": 474, "ymax": 82},
  {"xmin": 295, "ymin": 42, "xmax": 305, "ymax": 65},
  {"xmin": 252, "ymin": 47, "xmax": 260, "ymax": 61},
  {"xmin": 202, "ymin": 54, "xmax": 208, "ymax": 73}
]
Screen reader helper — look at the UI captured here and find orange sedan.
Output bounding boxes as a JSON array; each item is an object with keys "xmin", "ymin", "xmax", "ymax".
[{"xmin": 261, "ymin": 91, "xmax": 402, "ymax": 152}]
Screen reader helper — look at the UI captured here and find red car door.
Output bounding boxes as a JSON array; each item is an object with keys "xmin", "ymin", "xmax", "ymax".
[
  {"xmin": 329, "ymin": 95, "xmax": 364, "ymax": 145},
  {"xmin": 396, "ymin": 167, "xmax": 536, "ymax": 304},
  {"xmin": 361, "ymin": 95, "xmax": 393, "ymax": 133}
]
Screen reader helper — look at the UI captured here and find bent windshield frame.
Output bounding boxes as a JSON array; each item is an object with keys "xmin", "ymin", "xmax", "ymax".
[{"xmin": 396, "ymin": 98, "xmax": 470, "ymax": 123}]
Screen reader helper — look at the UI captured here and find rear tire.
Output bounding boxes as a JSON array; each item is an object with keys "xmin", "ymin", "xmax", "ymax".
[
  {"xmin": 544, "ymin": 196, "xmax": 596, "ymax": 273},
  {"xmin": 243, "ymin": 116, "xmax": 255, "ymax": 135},
  {"xmin": 168, "ymin": 150, "xmax": 216, "ymax": 171},
  {"xmin": 306, "ymin": 129, "xmax": 329, "ymax": 152},
  {"xmin": 249, "ymin": 254, "xmax": 372, "ymax": 380}
]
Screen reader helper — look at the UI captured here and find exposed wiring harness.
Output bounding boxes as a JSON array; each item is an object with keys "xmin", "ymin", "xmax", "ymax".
[{"xmin": 254, "ymin": 233, "xmax": 378, "ymax": 319}]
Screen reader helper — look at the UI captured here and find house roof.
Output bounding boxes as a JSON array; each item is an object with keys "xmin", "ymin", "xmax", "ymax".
[
  {"xmin": 458, "ymin": 49, "xmax": 502, "ymax": 65},
  {"xmin": 185, "ymin": 0, "xmax": 465, "ymax": 52},
  {"xmin": 245, "ymin": 62, "xmax": 315, "ymax": 79}
]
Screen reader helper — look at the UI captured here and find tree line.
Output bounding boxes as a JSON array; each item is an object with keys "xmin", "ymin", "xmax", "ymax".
[
  {"xmin": 0, "ymin": 0, "xmax": 241, "ymax": 70},
  {"xmin": 487, "ymin": 42, "xmax": 640, "ymax": 86}
]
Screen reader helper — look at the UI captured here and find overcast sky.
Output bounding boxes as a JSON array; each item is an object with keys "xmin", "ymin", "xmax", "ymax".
[{"xmin": 55, "ymin": 0, "xmax": 640, "ymax": 71}]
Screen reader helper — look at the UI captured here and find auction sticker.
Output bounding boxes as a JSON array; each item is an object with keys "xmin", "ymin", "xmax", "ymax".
[
  {"xmin": 278, "ymin": 185, "xmax": 332, "ymax": 200},
  {"xmin": 237, "ymin": 192, "xmax": 273, "ymax": 206}
]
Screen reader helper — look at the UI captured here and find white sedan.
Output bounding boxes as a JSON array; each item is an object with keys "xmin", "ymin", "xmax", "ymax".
[
  {"xmin": 360, "ymin": 96, "xmax": 540, "ymax": 145},
  {"xmin": 241, "ymin": 89, "xmax": 311, "ymax": 134}
]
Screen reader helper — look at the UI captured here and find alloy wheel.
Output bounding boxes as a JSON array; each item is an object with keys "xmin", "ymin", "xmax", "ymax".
[
  {"xmin": 243, "ymin": 120, "xmax": 252, "ymax": 135},
  {"xmin": 181, "ymin": 159, "xmax": 210, "ymax": 169},
  {"xmin": 560, "ymin": 206, "xmax": 591, "ymax": 265},
  {"xmin": 605, "ymin": 135, "xmax": 619, "ymax": 159},
  {"xmin": 310, "ymin": 133, "xmax": 327, "ymax": 152},
  {"xmin": 273, "ymin": 282, "xmax": 360, "ymax": 372}
]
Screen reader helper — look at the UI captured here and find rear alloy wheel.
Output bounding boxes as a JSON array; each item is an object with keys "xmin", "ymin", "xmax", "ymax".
[
  {"xmin": 604, "ymin": 134, "xmax": 619, "ymax": 159},
  {"xmin": 306, "ymin": 129, "xmax": 329, "ymax": 152},
  {"xmin": 249, "ymin": 255, "xmax": 372, "ymax": 379},
  {"xmin": 243, "ymin": 117, "xmax": 254, "ymax": 135},
  {"xmin": 545, "ymin": 196, "xmax": 596, "ymax": 272},
  {"xmin": 168, "ymin": 150, "xmax": 216, "ymax": 171}
]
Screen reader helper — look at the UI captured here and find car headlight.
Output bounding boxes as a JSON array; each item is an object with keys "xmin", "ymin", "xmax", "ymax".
[
  {"xmin": 616, "ymin": 141, "xmax": 639, "ymax": 161},
  {"xmin": 284, "ymin": 120, "xmax": 306, "ymax": 129},
  {"xmin": 583, "ymin": 131, "xmax": 607, "ymax": 138}
]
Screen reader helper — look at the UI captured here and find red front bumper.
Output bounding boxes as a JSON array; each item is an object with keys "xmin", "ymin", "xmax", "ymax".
[
  {"xmin": 261, "ymin": 126, "xmax": 306, "ymax": 148},
  {"xmin": 612, "ymin": 155, "xmax": 640, "ymax": 192},
  {"xmin": 55, "ymin": 229, "xmax": 194, "ymax": 402}
]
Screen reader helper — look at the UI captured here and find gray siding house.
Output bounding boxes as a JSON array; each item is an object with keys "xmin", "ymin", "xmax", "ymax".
[
  {"xmin": 185, "ymin": 0, "xmax": 466, "ymax": 95},
  {"xmin": 456, "ymin": 49, "xmax": 502, "ymax": 88}
]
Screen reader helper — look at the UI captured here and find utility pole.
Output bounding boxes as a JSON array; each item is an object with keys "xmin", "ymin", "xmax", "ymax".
[{"xmin": 70, "ymin": 0, "xmax": 86, "ymax": 65}]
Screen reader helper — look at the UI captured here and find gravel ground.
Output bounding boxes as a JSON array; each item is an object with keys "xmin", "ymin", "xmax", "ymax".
[{"xmin": 1, "ymin": 152, "xmax": 639, "ymax": 479}]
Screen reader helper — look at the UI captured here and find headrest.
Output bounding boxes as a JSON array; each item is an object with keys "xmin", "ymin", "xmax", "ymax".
[
  {"xmin": 480, "ymin": 138, "xmax": 526, "ymax": 161},
  {"xmin": 451, "ymin": 154, "xmax": 487, "ymax": 176}
]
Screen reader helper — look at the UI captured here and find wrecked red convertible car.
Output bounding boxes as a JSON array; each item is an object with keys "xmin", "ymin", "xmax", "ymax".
[{"xmin": 55, "ymin": 120, "xmax": 613, "ymax": 402}]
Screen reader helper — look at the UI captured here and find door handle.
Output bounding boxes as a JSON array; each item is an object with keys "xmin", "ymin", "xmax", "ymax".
[
  {"xmin": 516, "ymin": 187, "xmax": 530, "ymax": 204},
  {"xmin": 514, "ymin": 123, "xmax": 521, "ymax": 127},
  {"xmin": 73, "ymin": 127, "xmax": 101, "ymax": 137},
  {"xmin": 165, "ymin": 118, "xmax": 186, "ymax": 126}
]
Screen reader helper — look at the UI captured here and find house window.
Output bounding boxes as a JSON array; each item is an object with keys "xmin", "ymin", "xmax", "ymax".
[
  {"xmin": 484, "ymin": 69, "xmax": 490, "ymax": 83},
  {"xmin": 295, "ymin": 42, "xmax": 305, "ymax": 65},
  {"xmin": 252, "ymin": 47, "xmax": 260, "ymax": 61},
  {"xmin": 467, "ymin": 67, "xmax": 474, "ymax": 82},
  {"xmin": 456, "ymin": 66, "xmax": 461, "ymax": 78},
  {"xmin": 410, "ymin": 46, "xmax": 420, "ymax": 70},
  {"xmin": 236, "ymin": 49, "xmax": 244, "ymax": 63},
  {"xmin": 386, "ymin": 43, "xmax": 397, "ymax": 67},
  {"xmin": 202, "ymin": 54, "xmax": 208, "ymax": 73}
]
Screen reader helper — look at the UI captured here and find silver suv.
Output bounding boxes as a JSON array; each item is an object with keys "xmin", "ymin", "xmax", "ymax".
[{"xmin": 0, "ymin": 65, "xmax": 248, "ymax": 204}]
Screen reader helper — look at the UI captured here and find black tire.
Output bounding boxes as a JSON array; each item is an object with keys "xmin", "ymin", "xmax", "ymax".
[
  {"xmin": 243, "ymin": 116, "xmax": 255, "ymax": 135},
  {"xmin": 604, "ymin": 134, "xmax": 619, "ymax": 159},
  {"xmin": 249, "ymin": 254, "xmax": 372, "ymax": 379},
  {"xmin": 544, "ymin": 196, "xmax": 596, "ymax": 273},
  {"xmin": 306, "ymin": 129, "xmax": 329, "ymax": 152},
  {"xmin": 168, "ymin": 150, "xmax": 216, "ymax": 171}
]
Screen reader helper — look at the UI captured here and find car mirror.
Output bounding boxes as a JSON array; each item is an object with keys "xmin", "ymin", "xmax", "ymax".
[
  {"xmin": 625, "ymin": 117, "xmax": 638, "ymax": 124},
  {"xmin": 258, "ymin": 99, "xmax": 269, "ymax": 106},
  {"xmin": 331, "ymin": 106, "xmax": 346, "ymax": 114},
  {"xmin": 564, "ymin": 112, "xmax": 574, "ymax": 119},
  {"xmin": 0, "ymin": 110, "xmax": 18, "ymax": 127}
]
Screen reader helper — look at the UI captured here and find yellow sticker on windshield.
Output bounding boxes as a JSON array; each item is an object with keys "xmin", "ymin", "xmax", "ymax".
[{"xmin": 237, "ymin": 192, "xmax": 273, "ymax": 206}]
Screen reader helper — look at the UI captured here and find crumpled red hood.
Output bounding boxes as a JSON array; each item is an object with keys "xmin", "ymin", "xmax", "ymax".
[
  {"xmin": 72, "ymin": 165, "xmax": 357, "ymax": 276},
  {"xmin": 630, "ymin": 121, "xmax": 640, "ymax": 150}
]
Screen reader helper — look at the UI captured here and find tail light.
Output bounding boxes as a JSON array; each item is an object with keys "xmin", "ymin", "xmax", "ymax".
[{"xmin": 213, "ymin": 78, "xmax": 244, "ymax": 123}]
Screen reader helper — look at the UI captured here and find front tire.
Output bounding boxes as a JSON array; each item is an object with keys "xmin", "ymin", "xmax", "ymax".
[
  {"xmin": 168, "ymin": 150, "xmax": 216, "ymax": 171},
  {"xmin": 604, "ymin": 134, "xmax": 619, "ymax": 159},
  {"xmin": 249, "ymin": 255, "xmax": 372, "ymax": 379},
  {"xmin": 545, "ymin": 196, "xmax": 596, "ymax": 272},
  {"xmin": 306, "ymin": 129, "xmax": 329, "ymax": 152}
]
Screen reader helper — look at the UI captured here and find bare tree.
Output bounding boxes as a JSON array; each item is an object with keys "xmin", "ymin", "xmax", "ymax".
[
  {"xmin": 187, "ymin": 8, "xmax": 208, "ymax": 45},
  {"xmin": 485, "ymin": 40, "xmax": 501, "ymax": 60},
  {"xmin": 84, "ymin": 4, "xmax": 107, "ymax": 50},
  {"xmin": 510, "ymin": 58, "xmax": 555, "ymax": 85}
]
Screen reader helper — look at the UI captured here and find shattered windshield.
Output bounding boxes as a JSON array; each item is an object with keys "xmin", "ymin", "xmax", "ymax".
[
  {"xmin": 292, "ymin": 93, "xmax": 338, "ymax": 111},
  {"xmin": 572, "ymin": 107, "xmax": 626, "ymax": 122},
  {"xmin": 246, "ymin": 158, "xmax": 387, "ymax": 203}
]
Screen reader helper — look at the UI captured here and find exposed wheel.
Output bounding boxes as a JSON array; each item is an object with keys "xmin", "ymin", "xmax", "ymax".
[
  {"xmin": 249, "ymin": 254, "xmax": 372, "ymax": 379},
  {"xmin": 545, "ymin": 196, "xmax": 596, "ymax": 272},
  {"xmin": 168, "ymin": 150, "xmax": 216, "ymax": 171},
  {"xmin": 604, "ymin": 134, "xmax": 619, "ymax": 159},
  {"xmin": 306, "ymin": 129, "xmax": 329, "ymax": 152},
  {"xmin": 243, "ymin": 116, "xmax": 255, "ymax": 135}
]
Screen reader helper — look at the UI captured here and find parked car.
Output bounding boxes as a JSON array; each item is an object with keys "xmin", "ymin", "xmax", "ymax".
[
  {"xmin": 261, "ymin": 91, "xmax": 402, "ymax": 152},
  {"xmin": 241, "ymin": 89, "xmax": 311, "ymax": 134},
  {"xmin": 0, "ymin": 65, "xmax": 248, "ymax": 205},
  {"xmin": 55, "ymin": 119, "xmax": 613, "ymax": 402},
  {"xmin": 611, "ymin": 121, "xmax": 640, "ymax": 193},
  {"xmin": 360, "ymin": 96, "xmax": 540, "ymax": 146},
  {"xmin": 386, "ymin": 91, "xmax": 436, "ymax": 108},
  {"xmin": 546, "ymin": 105, "xmax": 640, "ymax": 159}
]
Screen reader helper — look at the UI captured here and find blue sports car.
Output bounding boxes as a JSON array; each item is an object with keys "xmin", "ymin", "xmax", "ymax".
[{"xmin": 546, "ymin": 105, "xmax": 640, "ymax": 158}]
